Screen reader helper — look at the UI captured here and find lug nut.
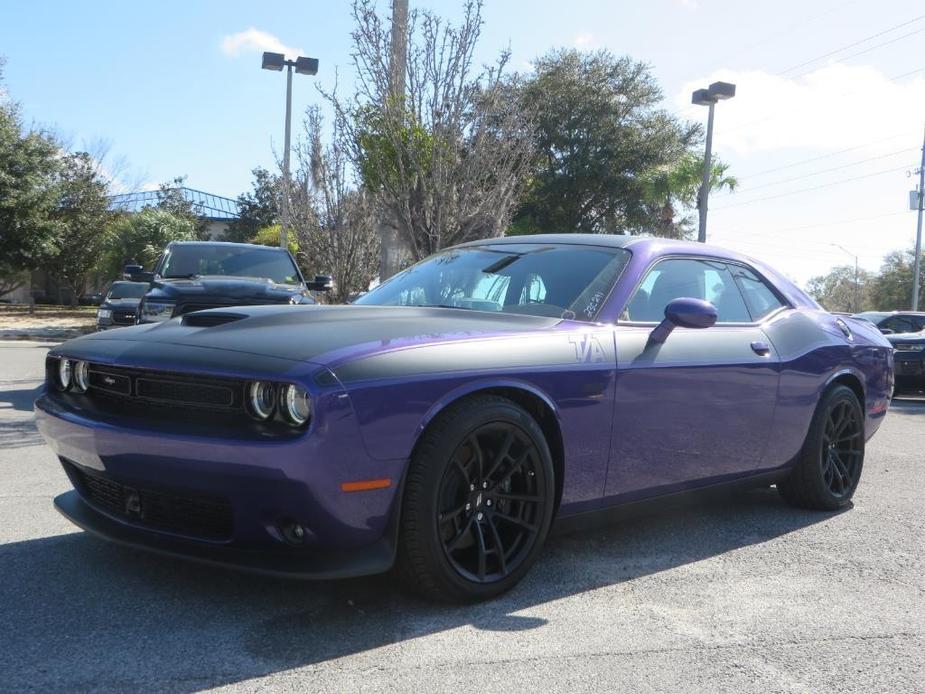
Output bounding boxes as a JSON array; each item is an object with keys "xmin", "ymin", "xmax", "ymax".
[
  {"xmin": 477, "ymin": 512, "xmax": 483, "ymax": 521},
  {"xmin": 486, "ymin": 499, "xmax": 492, "ymax": 507},
  {"xmin": 465, "ymin": 503, "xmax": 471, "ymax": 511},
  {"xmin": 482, "ymin": 481, "xmax": 488, "ymax": 489}
]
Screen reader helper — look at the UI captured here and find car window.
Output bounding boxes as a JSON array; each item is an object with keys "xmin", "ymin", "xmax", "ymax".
[
  {"xmin": 106, "ymin": 282, "xmax": 148, "ymax": 300},
  {"xmin": 881, "ymin": 316, "xmax": 915, "ymax": 333},
  {"xmin": 160, "ymin": 245, "xmax": 300, "ymax": 285},
  {"xmin": 623, "ymin": 258, "xmax": 751, "ymax": 323},
  {"xmin": 356, "ymin": 245, "xmax": 630, "ymax": 321},
  {"xmin": 729, "ymin": 265, "xmax": 787, "ymax": 321}
]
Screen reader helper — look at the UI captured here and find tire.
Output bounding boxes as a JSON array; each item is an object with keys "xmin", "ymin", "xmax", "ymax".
[
  {"xmin": 396, "ymin": 394, "xmax": 555, "ymax": 602},
  {"xmin": 777, "ymin": 384, "xmax": 865, "ymax": 511}
]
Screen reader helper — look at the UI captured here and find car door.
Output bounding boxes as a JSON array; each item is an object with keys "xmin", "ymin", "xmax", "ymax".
[{"xmin": 605, "ymin": 257, "xmax": 781, "ymax": 499}]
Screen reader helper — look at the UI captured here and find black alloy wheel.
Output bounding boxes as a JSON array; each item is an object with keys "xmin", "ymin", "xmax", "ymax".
[
  {"xmin": 820, "ymin": 399, "xmax": 863, "ymax": 499},
  {"xmin": 397, "ymin": 395, "xmax": 555, "ymax": 602},
  {"xmin": 778, "ymin": 384, "xmax": 865, "ymax": 510},
  {"xmin": 437, "ymin": 422, "xmax": 547, "ymax": 583}
]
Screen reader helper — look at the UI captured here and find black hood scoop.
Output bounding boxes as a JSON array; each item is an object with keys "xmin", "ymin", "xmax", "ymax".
[{"xmin": 181, "ymin": 312, "xmax": 248, "ymax": 328}]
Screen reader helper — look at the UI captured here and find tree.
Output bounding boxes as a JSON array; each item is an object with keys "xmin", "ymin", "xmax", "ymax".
[
  {"xmin": 868, "ymin": 249, "xmax": 924, "ymax": 310},
  {"xmin": 156, "ymin": 176, "xmax": 209, "ymax": 239},
  {"xmin": 102, "ymin": 208, "xmax": 197, "ymax": 280},
  {"xmin": 640, "ymin": 153, "xmax": 737, "ymax": 239},
  {"xmin": 806, "ymin": 264, "xmax": 873, "ymax": 313},
  {"xmin": 43, "ymin": 152, "xmax": 113, "ymax": 305},
  {"xmin": 291, "ymin": 106, "xmax": 380, "ymax": 303},
  {"xmin": 249, "ymin": 223, "xmax": 299, "ymax": 256},
  {"xmin": 0, "ymin": 62, "xmax": 60, "ymax": 291},
  {"xmin": 512, "ymin": 49, "xmax": 700, "ymax": 235},
  {"xmin": 331, "ymin": 0, "xmax": 535, "ymax": 262},
  {"xmin": 225, "ymin": 167, "xmax": 280, "ymax": 243}
]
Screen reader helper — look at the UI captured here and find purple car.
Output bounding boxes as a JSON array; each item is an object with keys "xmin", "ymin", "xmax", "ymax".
[{"xmin": 35, "ymin": 235, "xmax": 894, "ymax": 601}]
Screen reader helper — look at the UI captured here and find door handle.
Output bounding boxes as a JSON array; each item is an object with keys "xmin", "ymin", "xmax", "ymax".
[{"xmin": 750, "ymin": 341, "xmax": 771, "ymax": 356}]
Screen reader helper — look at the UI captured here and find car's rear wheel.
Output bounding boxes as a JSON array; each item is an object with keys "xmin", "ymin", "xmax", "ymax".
[
  {"xmin": 397, "ymin": 395, "xmax": 555, "ymax": 602},
  {"xmin": 778, "ymin": 384, "xmax": 864, "ymax": 510}
]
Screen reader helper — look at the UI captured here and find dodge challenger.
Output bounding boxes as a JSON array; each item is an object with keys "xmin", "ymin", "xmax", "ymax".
[{"xmin": 35, "ymin": 235, "xmax": 895, "ymax": 601}]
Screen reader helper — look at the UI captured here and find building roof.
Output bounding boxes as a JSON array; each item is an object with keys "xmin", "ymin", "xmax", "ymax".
[{"xmin": 109, "ymin": 187, "xmax": 240, "ymax": 221}]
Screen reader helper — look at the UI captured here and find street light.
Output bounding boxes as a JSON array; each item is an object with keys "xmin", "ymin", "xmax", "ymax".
[
  {"xmin": 830, "ymin": 243, "xmax": 860, "ymax": 313},
  {"xmin": 691, "ymin": 81, "xmax": 736, "ymax": 243},
  {"xmin": 261, "ymin": 51, "xmax": 319, "ymax": 249}
]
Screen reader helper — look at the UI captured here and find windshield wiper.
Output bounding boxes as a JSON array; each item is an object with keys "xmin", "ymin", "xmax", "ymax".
[
  {"xmin": 481, "ymin": 255, "xmax": 519, "ymax": 274},
  {"xmin": 163, "ymin": 273, "xmax": 200, "ymax": 279}
]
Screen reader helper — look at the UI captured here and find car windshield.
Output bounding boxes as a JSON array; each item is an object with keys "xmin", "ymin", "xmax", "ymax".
[
  {"xmin": 355, "ymin": 243, "xmax": 630, "ymax": 321},
  {"xmin": 107, "ymin": 282, "xmax": 148, "ymax": 300},
  {"xmin": 159, "ymin": 245, "xmax": 300, "ymax": 284}
]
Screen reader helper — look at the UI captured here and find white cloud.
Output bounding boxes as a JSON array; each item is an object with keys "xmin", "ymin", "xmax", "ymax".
[
  {"xmin": 679, "ymin": 0, "xmax": 699, "ymax": 9},
  {"xmin": 676, "ymin": 63, "xmax": 925, "ymax": 157},
  {"xmin": 221, "ymin": 28, "xmax": 303, "ymax": 60},
  {"xmin": 573, "ymin": 33, "xmax": 596, "ymax": 49}
]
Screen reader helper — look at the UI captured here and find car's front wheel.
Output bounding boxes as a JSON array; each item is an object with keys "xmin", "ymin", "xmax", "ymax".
[
  {"xmin": 397, "ymin": 395, "xmax": 555, "ymax": 602},
  {"xmin": 778, "ymin": 384, "xmax": 865, "ymax": 510}
]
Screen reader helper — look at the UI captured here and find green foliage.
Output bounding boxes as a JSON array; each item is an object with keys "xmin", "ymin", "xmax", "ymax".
[
  {"xmin": 806, "ymin": 264, "xmax": 873, "ymax": 313},
  {"xmin": 807, "ymin": 249, "xmax": 924, "ymax": 312},
  {"xmin": 43, "ymin": 152, "xmax": 114, "ymax": 304},
  {"xmin": 102, "ymin": 208, "xmax": 197, "ymax": 280},
  {"xmin": 513, "ymin": 49, "xmax": 700, "ymax": 235},
  {"xmin": 156, "ymin": 176, "xmax": 209, "ymax": 240},
  {"xmin": 0, "ymin": 71, "xmax": 60, "ymax": 273},
  {"xmin": 640, "ymin": 153, "xmax": 738, "ymax": 239},
  {"xmin": 225, "ymin": 167, "xmax": 279, "ymax": 243},
  {"xmin": 355, "ymin": 105, "xmax": 436, "ymax": 192},
  {"xmin": 249, "ymin": 224, "xmax": 299, "ymax": 256}
]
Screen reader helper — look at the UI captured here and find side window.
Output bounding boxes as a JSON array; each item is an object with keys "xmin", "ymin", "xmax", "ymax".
[
  {"xmin": 881, "ymin": 316, "xmax": 914, "ymax": 333},
  {"xmin": 730, "ymin": 265, "xmax": 787, "ymax": 321},
  {"xmin": 623, "ymin": 258, "xmax": 750, "ymax": 323}
]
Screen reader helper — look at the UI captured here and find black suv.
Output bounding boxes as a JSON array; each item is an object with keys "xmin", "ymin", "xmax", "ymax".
[
  {"xmin": 128, "ymin": 241, "xmax": 330, "ymax": 324},
  {"xmin": 96, "ymin": 281, "xmax": 149, "ymax": 330},
  {"xmin": 853, "ymin": 311, "xmax": 925, "ymax": 334}
]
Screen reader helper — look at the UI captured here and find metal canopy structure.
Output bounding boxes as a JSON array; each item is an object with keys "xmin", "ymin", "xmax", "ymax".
[{"xmin": 109, "ymin": 187, "xmax": 240, "ymax": 221}]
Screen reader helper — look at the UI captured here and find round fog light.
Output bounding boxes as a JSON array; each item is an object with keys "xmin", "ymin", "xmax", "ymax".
[
  {"xmin": 57, "ymin": 359, "xmax": 72, "ymax": 390},
  {"xmin": 73, "ymin": 360, "xmax": 90, "ymax": 392},
  {"xmin": 280, "ymin": 384, "xmax": 312, "ymax": 426},
  {"xmin": 247, "ymin": 381, "xmax": 276, "ymax": 420}
]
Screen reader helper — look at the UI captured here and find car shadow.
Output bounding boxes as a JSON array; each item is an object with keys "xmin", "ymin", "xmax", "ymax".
[
  {"xmin": 0, "ymin": 487, "xmax": 838, "ymax": 691},
  {"xmin": 0, "ymin": 383, "xmax": 42, "ymax": 413}
]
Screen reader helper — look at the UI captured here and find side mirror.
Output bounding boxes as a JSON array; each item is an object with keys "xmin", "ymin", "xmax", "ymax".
[
  {"xmin": 306, "ymin": 274, "xmax": 334, "ymax": 292},
  {"xmin": 879, "ymin": 328, "xmax": 894, "ymax": 335},
  {"xmin": 649, "ymin": 297, "xmax": 718, "ymax": 344},
  {"xmin": 123, "ymin": 264, "xmax": 144, "ymax": 280}
]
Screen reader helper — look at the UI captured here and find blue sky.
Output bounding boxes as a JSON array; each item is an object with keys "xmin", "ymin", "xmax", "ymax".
[{"xmin": 1, "ymin": 0, "xmax": 923, "ymax": 284}]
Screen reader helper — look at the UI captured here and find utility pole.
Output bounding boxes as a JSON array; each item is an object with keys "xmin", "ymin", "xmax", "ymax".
[
  {"xmin": 913, "ymin": 123, "xmax": 925, "ymax": 311},
  {"xmin": 379, "ymin": 0, "xmax": 409, "ymax": 281},
  {"xmin": 831, "ymin": 243, "xmax": 860, "ymax": 312}
]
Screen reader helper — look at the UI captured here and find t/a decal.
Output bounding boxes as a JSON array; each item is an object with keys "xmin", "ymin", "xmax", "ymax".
[{"xmin": 569, "ymin": 334, "xmax": 607, "ymax": 363}]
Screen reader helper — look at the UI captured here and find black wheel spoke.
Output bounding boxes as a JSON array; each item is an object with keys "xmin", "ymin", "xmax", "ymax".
[
  {"xmin": 486, "ymin": 517, "xmax": 508, "ymax": 575},
  {"xmin": 484, "ymin": 429, "xmax": 515, "ymax": 482},
  {"xmin": 493, "ymin": 511, "xmax": 538, "ymax": 533},
  {"xmin": 494, "ymin": 492, "xmax": 543, "ymax": 504},
  {"xmin": 446, "ymin": 517, "xmax": 475, "ymax": 552},
  {"xmin": 439, "ymin": 503, "xmax": 468, "ymax": 526},
  {"xmin": 473, "ymin": 520, "xmax": 488, "ymax": 580}
]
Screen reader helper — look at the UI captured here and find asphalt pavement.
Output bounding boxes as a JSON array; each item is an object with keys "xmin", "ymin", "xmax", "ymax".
[{"xmin": 0, "ymin": 340, "xmax": 922, "ymax": 693}]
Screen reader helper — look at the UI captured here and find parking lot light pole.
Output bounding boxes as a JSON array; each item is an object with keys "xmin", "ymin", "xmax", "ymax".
[
  {"xmin": 830, "ymin": 243, "xmax": 860, "ymax": 313},
  {"xmin": 692, "ymin": 81, "xmax": 736, "ymax": 243},
  {"xmin": 261, "ymin": 52, "xmax": 319, "ymax": 250},
  {"xmin": 912, "ymin": 123, "xmax": 924, "ymax": 311}
]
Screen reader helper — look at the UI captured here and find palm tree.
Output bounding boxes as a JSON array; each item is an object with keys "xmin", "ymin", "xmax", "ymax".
[{"xmin": 642, "ymin": 153, "xmax": 737, "ymax": 239}]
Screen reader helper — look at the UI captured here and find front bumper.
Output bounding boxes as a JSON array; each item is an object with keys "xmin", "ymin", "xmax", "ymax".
[
  {"xmin": 894, "ymin": 355, "xmax": 924, "ymax": 378},
  {"xmin": 54, "ymin": 490, "xmax": 394, "ymax": 579},
  {"xmin": 35, "ymin": 389, "xmax": 407, "ymax": 579}
]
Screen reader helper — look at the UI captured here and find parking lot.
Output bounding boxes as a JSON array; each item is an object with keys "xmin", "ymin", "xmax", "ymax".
[{"xmin": 0, "ymin": 340, "xmax": 922, "ymax": 693}]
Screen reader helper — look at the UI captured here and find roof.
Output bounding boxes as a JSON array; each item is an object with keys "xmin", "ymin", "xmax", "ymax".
[{"xmin": 109, "ymin": 187, "xmax": 240, "ymax": 221}]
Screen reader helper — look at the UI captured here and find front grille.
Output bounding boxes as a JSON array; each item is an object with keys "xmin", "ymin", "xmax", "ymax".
[
  {"xmin": 83, "ymin": 364, "xmax": 243, "ymax": 410},
  {"xmin": 66, "ymin": 460, "xmax": 234, "ymax": 541},
  {"xmin": 112, "ymin": 310, "xmax": 136, "ymax": 325}
]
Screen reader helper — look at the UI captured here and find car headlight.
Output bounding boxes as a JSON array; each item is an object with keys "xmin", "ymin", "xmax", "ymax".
[
  {"xmin": 56, "ymin": 359, "xmax": 72, "ymax": 390},
  {"xmin": 97, "ymin": 308, "xmax": 112, "ymax": 319},
  {"xmin": 140, "ymin": 301, "xmax": 175, "ymax": 323},
  {"xmin": 247, "ymin": 381, "xmax": 276, "ymax": 420},
  {"xmin": 894, "ymin": 344, "xmax": 925, "ymax": 352},
  {"xmin": 73, "ymin": 360, "xmax": 90, "ymax": 392},
  {"xmin": 280, "ymin": 384, "xmax": 312, "ymax": 426}
]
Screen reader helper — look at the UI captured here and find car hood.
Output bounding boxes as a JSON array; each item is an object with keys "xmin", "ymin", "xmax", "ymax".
[
  {"xmin": 101, "ymin": 298, "xmax": 141, "ymax": 309},
  {"xmin": 147, "ymin": 276, "xmax": 306, "ymax": 302},
  {"xmin": 57, "ymin": 304, "xmax": 561, "ymax": 367},
  {"xmin": 887, "ymin": 331, "xmax": 925, "ymax": 345}
]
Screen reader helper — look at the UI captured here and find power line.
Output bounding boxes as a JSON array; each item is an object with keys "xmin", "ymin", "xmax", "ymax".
[
  {"xmin": 777, "ymin": 13, "xmax": 925, "ymax": 75},
  {"xmin": 789, "ymin": 26, "xmax": 925, "ymax": 80},
  {"xmin": 739, "ymin": 148, "xmax": 917, "ymax": 192},
  {"xmin": 713, "ymin": 164, "xmax": 913, "ymax": 210},
  {"xmin": 736, "ymin": 131, "xmax": 921, "ymax": 178}
]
